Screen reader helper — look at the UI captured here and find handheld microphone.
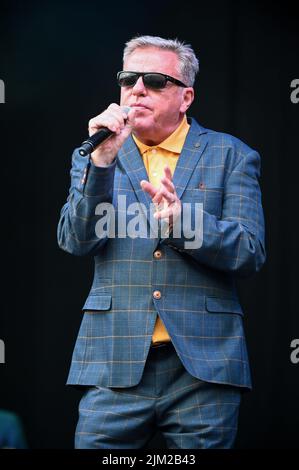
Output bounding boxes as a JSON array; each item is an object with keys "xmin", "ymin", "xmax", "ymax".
[{"xmin": 78, "ymin": 106, "xmax": 131, "ymax": 157}]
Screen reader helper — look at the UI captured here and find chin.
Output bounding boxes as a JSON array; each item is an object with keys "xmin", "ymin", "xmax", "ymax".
[{"xmin": 132, "ymin": 118, "xmax": 154, "ymax": 135}]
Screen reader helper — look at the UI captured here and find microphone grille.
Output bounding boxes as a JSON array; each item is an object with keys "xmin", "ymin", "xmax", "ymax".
[{"xmin": 121, "ymin": 106, "xmax": 131, "ymax": 116}]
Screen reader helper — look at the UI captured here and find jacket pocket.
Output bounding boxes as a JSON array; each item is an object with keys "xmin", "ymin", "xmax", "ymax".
[
  {"xmin": 205, "ymin": 296, "xmax": 243, "ymax": 316},
  {"xmin": 82, "ymin": 294, "xmax": 112, "ymax": 311}
]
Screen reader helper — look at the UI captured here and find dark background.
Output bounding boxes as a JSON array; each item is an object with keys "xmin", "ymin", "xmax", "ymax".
[{"xmin": 0, "ymin": 0, "xmax": 298, "ymax": 449}]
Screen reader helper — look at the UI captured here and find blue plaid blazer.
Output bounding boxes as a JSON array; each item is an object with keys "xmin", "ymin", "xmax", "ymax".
[{"xmin": 57, "ymin": 117, "xmax": 265, "ymax": 390}]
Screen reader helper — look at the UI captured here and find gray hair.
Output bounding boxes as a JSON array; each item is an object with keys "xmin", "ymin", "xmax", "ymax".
[{"xmin": 123, "ymin": 35, "xmax": 199, "ymax": 87}]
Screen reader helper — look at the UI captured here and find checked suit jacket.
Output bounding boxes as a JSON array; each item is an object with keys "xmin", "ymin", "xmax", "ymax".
[{"xmin": 57, "ymin": 117, "xmax": 265, "ymax": 390}]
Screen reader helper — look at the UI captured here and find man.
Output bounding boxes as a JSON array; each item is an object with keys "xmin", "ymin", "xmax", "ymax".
[{"xmin": 57, "ymin": 35, "xmax": 265, "ymax": 449}]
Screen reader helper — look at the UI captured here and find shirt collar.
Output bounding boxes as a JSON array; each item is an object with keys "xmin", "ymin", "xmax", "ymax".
[{"xmin": 133, "ymin": 115, "xmax": 190, "ymax": 155}]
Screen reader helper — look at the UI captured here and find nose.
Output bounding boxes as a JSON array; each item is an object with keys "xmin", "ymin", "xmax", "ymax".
[{"xmin": 132, "ymin": 76, "xmax": 147, "ymax": 96}]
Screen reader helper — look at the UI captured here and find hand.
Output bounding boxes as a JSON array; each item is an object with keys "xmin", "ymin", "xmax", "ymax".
[
  {"xmin": 140, "ymin": 166, "xmax": 181, "ymax": 234},
  {"xmin": 88, "ymin": 103, "xmax": 136, "ymax": 167}
]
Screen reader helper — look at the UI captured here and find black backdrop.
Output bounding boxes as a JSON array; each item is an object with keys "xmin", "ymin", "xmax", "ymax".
[{"xmin": 0, "ymin": 0, "xmax": 298, "ymax": 449}]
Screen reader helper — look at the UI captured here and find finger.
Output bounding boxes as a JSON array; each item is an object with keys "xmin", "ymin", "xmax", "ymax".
[
  {"xmin": 89, "ymin": 107, "xmax": 128, "ymax": 136},
  {"xmin": 156, "ymin": 187, "xmax": 177, "ymax": 205},
  {"xmin": 163, "ymin": 165, "xmax": 173, "ymax": 181},
  {"xmin": 118, "ymin": 109, "xmax": 137, "ymax": 141},
  {"xmin": 140, "ymin": 180, "xmax": 158, "ymax": 199},
  {"xmin": 160, "ymin": 176, "xmax": 175, "ymax": 194},
  {"xmin": 124, "ymin": 107, "xmax": 137, "ymax": 129},
  {"xmin": 109, "ymin": 108, "xmax": 137, "ymax": 144},
  {"xmin": 108, "ymin": 103, "xmax": 134, "ymax": 130},
  {"xmin": 88, "ymin": 115, "xmax": 120, "ymax": 136},
  {"xmin": 152, "ymin": 188, "xmax": 164, "ymax": 204},
  {"xmin": 108, "ymin": 102, "xmax": 127, "ymax": 119},
  {"xmin": 103, "ymin": 110, "xmax": 127, "ymax": 133},
  {"xmin": 109, "ymin": 103, "xmax": 132, "ymax": 126},
  {"xmin": 154, "ymin": 201, "xmax": 181, "ymax": 220},
  {"xmin": 154, "ymin": 206, "xmax": 173, "ymax": 220}
]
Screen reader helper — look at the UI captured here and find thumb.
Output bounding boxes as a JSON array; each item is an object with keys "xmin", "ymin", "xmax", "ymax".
[{"xmin": 119, "ymin": 107, "xmax": 137, "ymax": 141}]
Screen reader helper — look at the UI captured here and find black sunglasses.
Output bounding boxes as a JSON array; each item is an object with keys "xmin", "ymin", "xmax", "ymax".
[{"xmin": 117, "ymin": 71, "xmax": 187, "ymax": 90}]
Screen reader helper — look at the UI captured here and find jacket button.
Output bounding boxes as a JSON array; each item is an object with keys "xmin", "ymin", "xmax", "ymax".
[
  {"xmin": 153, "ymin": 250, "xmax": 162, "ymax": 259},
  {"xmin": 153, "ymin": 290, "xmax": 162, "ymax": 300}
]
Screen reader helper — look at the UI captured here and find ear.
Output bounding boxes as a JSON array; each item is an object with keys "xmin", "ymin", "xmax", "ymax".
[{"xmin": 180, "ymin": 87, "xmax": 194, "ymax": 113}]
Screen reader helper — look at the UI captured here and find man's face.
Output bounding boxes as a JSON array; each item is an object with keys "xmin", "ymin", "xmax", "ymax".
[{"xmin": 120, "ymin": 47, "xmax": 194, "ymax": 145}]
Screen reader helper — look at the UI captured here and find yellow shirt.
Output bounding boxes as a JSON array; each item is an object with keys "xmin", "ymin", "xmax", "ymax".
[{"xmin": 133, "ymin": 115, "xmax": 190, "ymax": 344}]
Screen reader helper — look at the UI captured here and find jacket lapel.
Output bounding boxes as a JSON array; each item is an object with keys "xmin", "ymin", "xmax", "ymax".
[
  {"xmin": 117, "ymin": 136, "xmax": 152, "ymax": 211},
  {"xmin": 172, "ymin": 118, "xmax": 208, "ymax": 200},
  {"xmin": 117, "ymin": 117, "xmax": 208, "ymax": 206}
]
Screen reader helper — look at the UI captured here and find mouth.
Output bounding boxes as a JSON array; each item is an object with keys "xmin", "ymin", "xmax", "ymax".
[{"xmin": 130, "ymin": 103, "xmax": 150, "ymax": 110}]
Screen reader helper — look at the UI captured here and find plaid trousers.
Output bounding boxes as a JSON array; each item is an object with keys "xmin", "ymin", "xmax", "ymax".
[{"xmin": 75, "ymin": 342, "xmax": 241, "ymax": 449}]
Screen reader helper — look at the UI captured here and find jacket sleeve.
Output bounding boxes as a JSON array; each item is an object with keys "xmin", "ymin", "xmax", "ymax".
[
  {"xmin": 162, "ymin": 149, "xmax": 266, "ymax": 278},
  {"xmin": 57, "ymin": 149, "xmax": 116, "ymax": 256}
]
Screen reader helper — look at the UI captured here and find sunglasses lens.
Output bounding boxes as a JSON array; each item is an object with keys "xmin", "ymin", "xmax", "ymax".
[
  {"xmin": 118, "ymin": 72, "xmax": 138, "ymax": 87},
  {"xmin": 118, "ymin": 72, "xmax": 167, "ymax": 89},
  {"xmin": 143, "ymin": 74, "xmax": 167, "ymax": 89}
]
